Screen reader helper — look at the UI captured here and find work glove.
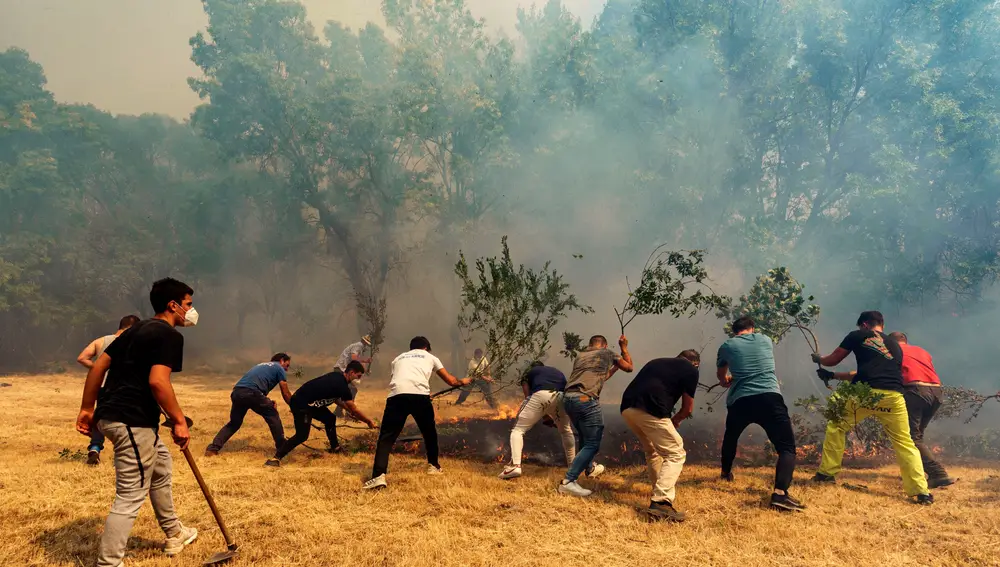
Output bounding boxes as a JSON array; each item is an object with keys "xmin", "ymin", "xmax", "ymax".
[
  {"xmin": 810, "ymin": 352, "xmax": 822, "ymax": 364},
  {"xmin": 816, "ymin": 368, "xmax": 834, "ymax": 382}
]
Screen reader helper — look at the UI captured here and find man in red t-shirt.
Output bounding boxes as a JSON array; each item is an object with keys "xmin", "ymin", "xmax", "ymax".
[{"xmin": 889, "ymin": 332, "xmax": 955, "ymax": 489}]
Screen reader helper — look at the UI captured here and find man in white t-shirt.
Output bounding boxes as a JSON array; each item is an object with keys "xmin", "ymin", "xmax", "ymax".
[{"xmin": 363, "ymin": 336, "xmax": 471, "ymax": 490}]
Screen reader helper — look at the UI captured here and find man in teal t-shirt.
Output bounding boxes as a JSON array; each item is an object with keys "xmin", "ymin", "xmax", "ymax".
[{"xmin": 716, "ymin": 316, "xmax": 803, "ymax": 512}]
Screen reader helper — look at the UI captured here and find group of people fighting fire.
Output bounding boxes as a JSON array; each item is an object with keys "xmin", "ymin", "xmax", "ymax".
[{"xmin": 74, "ymin": 278, "xmax": 953, "ymax": 565}]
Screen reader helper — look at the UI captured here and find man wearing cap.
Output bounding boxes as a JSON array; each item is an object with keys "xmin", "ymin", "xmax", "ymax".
[
  {"xmin": 455, "ymin": 348, "xmax": 497, "ymax": 409},
  {"xmin": 334, "ymin": 335, "xmax": 372, "ymax": 417}
]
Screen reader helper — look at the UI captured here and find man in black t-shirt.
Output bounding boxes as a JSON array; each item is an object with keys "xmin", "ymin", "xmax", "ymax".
[
  {"xmin": 619, "ymin": 350, "xmax": 701, "ymax": 522},
  {"xmin": 812, "ymin": 311, "xmax": 932, "ymax": 504},
  {"xmin": 265, "ymin": 361, "xmax": 376, "ymax": 467},
  {"xmin": 76, "ymin": 278, "xmax": 201, "ymax": 566}
]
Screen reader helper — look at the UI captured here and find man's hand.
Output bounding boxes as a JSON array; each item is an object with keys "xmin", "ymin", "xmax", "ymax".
[
  {"xmin": 171, "ymin": 421, "xmax": 191, "ymax": 450},
  {"xmin": 76, "ymin": 409, "xmax": 94, "ymax": 436},
  {"xmin": 817, "ymin": 368, "xmax": 835, "ymax": 381},
  {"xmin": 270, "ymin": 399, "xmax": 277, "ymax": 409},
  {"xmin": 367, "ymin": 419, "xmax": 378, "ymax": 430},
  {"xmin": 810, "ymin": 352, "xmax": 822, "ymax": 364},
  {"xmin": 619, "ymin": 335, "xmax": 628, "ymax": 349},
  {"xmin": 460, "ymin": 377, "xmax": 473, "ymax": 386},
  {"xmin": 671, "ymin": 416, "xmax": 683, "ymax": 429}
]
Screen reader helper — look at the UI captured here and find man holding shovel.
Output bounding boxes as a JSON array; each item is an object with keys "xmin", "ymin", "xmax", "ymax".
[
  {"xmin": 75, "ymin": 278, "xmax": 200, "ymax": 566},
  {"xmin": 333, "ymin": 335, "xmax": 372, "ymax": 418}
]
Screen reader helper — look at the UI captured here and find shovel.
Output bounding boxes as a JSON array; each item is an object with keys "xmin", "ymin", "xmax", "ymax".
[{"xmin": 162, "ymin": 415, "xmax": 240, "ymax": 565}]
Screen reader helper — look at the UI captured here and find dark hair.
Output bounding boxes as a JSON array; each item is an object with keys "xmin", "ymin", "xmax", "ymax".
[
  {"xmin": 856, "ymin": 311, "xmax": 884, "ymax": 328},
  {"xmin": 150, "ymin": 278, "xmax": 194, "ymax": 314},
  {"xmin": 271, "ymin": 352, "xmax": 291, "ymax": 363},
  {"xmin": 409, "ymin": 336, "xmax": 431, "ymax": 351},
  {"xmin": 588, "ymin": 335, "xmax": 608, "ymax": 347},
  {"xmin": 118, "ymin": 315, "xmax": 141, "ymax": 330},
  {"xmin": 731, "ymin": 316, "xmax": 755, "ymax": 334},
  {"xmin": 345, "ymin": 360, "xmax": 365, "ymax": 374},
  {"xmin": 529, "ymin": 360, "xmax": 544, "ymax": 368},
  {"xmin": 677, "ymin": 349, "xmax": 701, "ymax": 365},
  {"xmin": 888, "ymin": 332, "xmax": 907, "ymax": 344}
]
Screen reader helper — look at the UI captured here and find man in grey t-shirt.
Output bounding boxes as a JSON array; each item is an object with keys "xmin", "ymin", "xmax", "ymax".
[
  {"xmin": 558, "ymin": 334, "xmax": 634, "ymax": 497},
  {"xmin": 333, "ymin": 335, "xmax": 372, "ymax": 417}
]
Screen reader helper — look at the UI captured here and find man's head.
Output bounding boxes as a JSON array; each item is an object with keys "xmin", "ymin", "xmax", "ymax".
[
  {"xmin": 856, "ymin": 310, "xmax": 885, "ymax": 331},
  {"xmin": 529, "ymin": 360, "xmax": 544, "ymax": 369},
  {"xmin": 409, "ymin": 336, "xmax": 431, "ymax": 351},
  {"xmin": 888, "ymin": 331, "xmax": 908, "ymax": 345},
  {"xmin": 678, "ymin": 349, "xmax": 701, "ymax": 369},
  {"xmin": 344, "ymin": 360, "xmax": 365, "ymax": 381},
  {"xmin": 271, "ymin": 352, "xmax": 292, "ymax": 371},
  {"xmin": 118, "ymin": 314, "xmax": 141, "ymax": 331},
  {"xmin": 362, "ymin": 335, "xmax": 372, "ymax": 347},
  {"xmin": 731, "ymin": 316, "xmax": 755, "ymax": 335},
  {"xmin": 474, "ymin": 348, "xmax": 484, "ymax": 359},
  {"xmin": 150, "ymin": 278, "xmax": 195, "ymax": 327},
  {"xmin": 588, "ymin": 335, "xmax": 608, "ymax": 349}
]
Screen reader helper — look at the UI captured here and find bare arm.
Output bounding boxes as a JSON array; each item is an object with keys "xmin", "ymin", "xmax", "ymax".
[
  {"xmin": 818, "ymin": 347, "xmax": 851, "ymax": 367},
  {"xmin": 76, "ymin": 353, "xmax": 111, "ymax": 435},
  {"xmin": 672, "ymin": 393, "xmax": 695, "ymax": 428},
  {"xmin": 437, "ymin": 368, "xmax": 472, "ymax": 387},
  {"xmin": 149, "ymin": 365, "xmax": 189, "ymax": 450},
  {"xmin": 616, "ymin": 335, "xmax": 634, "ymax": 373},
  {"xmin": 833, "ymin": 370, "xmax": 856, "ymax": 381},
  {"xmin": 342, "ymin": 400, "xmax": 377, "ymax": 428},
  {"xmin": 278, "ymin": 381, "xmax": 292, "ymax": 405},
  {"xmin": 76, "ymin": 339, "xmax": 100, "ymax": 370}
]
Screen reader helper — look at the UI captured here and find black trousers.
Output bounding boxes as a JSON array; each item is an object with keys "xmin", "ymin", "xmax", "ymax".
[
  {"xmin": 903, "ymin": 385, "xmax": 949, "ymax": 480},
  {"xmin": 455, "ymin": 379, "xmax": 496, "ymax": 408},
  {"xmin": 721, "ymin": 392, "xmax": 797, "ymax": 491},
  {"xmin": 274, "ymin": 405, "xmax": 338, "ymax": 459},
  {"xmin": 208, "ymin": 388, "xmax": 286, "ymax": 452},
  {"xmin": 371, "ymin": 394, "xmax": 439, "ymax": 477}
]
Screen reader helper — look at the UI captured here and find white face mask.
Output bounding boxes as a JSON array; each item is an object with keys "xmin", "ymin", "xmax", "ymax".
[{"xmin": 180, "ymin": 306, "xmax": 199, "ymax": 327}]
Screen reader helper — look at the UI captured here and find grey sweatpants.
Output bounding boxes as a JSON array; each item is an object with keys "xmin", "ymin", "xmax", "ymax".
[{"xmin": 97, "ymin": 420, "xmax": 182, "ymax": 567}]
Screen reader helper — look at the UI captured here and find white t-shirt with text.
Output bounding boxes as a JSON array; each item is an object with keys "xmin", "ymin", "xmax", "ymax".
[{"xmin": 388, "ymin": 349, "xmax": 444, "ymax": 398}]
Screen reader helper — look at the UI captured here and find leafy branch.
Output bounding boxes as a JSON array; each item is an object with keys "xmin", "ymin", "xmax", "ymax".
[
  {"xmin": 939, "ymin": 386, "xmax": 1000, "ymax": 423},
  {"xmin": 614, "ymin": 246, "xmax": 730, "ymax": 334}
]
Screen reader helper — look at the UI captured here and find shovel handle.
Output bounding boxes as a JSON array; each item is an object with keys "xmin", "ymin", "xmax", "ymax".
[{"xmin": 181, "ymin": 446, "xmax": 237, "ymax": 549}]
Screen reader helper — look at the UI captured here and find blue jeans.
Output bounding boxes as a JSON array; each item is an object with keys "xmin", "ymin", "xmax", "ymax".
[{"xmin": 564, "ymin": 393, "xmax": 604, "ymax": 482}]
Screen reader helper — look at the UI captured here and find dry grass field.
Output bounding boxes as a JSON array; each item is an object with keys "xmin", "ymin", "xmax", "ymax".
[{"xmin": 1, "ymin": 372, "xmax": 998, "ymax": 567}]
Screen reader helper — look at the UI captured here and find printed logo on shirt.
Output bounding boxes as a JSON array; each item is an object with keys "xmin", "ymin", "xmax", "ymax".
[
  {"xmin": 862, "ymin": 335, "xmax": 894, "ymax": 360},
  {"xmin": 309, "ymin": 398, "xmax": 340, "ymax": 408}
]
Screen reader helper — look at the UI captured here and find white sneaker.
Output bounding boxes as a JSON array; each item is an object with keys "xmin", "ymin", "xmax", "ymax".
[
  {"xmin": 363, "ymin": 474, "xmax": 387, "ymax": 490},
  {"xmin": 558, "ymin": 480, "xmax": 592, "ymax": 497},
  {"xmin": 164, "ymin": 524, "xmax": 198, "ymax": 557},
  {"xmin": 427, "ymin": 464, "xmax": 444, "ymax": 475},
  {"xmin": 499, "ymin": 465, "xmax": 522, "ymax": 480},
  {"xmin": 586, "ymin": 463, "xmax": 605, "ymax": 478}
]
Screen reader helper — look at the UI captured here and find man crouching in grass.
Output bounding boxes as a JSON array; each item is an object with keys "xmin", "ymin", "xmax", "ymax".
[
  {"xmin": 266, "ymin": 361, "xmax": 376, "ymax": 466},
  {"xmin": 618, "ymin": 350, "xmax": 701, "ymax": 522},
  {"xmin": 75, "ymin": 278, "xmax": 200, "ymax": 566},
  {"xmin": 363, "ymin": 336, "xmax": 471, "ymax": 490}
]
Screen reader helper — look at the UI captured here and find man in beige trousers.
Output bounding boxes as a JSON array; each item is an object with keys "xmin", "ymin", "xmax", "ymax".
[{"xmin": 619, "ymin": 350, "xmax": 701, "ymax": 521}]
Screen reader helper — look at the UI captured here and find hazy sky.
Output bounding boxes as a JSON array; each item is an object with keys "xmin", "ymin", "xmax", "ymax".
[{"xmin": 0, "ymin": 0, "xmax": 605, "ymax": 118}]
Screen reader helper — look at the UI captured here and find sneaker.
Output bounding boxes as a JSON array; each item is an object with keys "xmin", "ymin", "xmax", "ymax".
[
  {"xmin": 770, "ymin": 492, "xmax": 806, "ymax": 512},
  {"xmin": 812, "ymin": 473, "xmax": 836, "ymax": 484},
  {"xmin": 721, "ymin": 471, "xmax": 734, "ymax": 482},
  {"xmin": 915, "ymin": 493, "xmax": 934, "ymax": 506},
  {"xmin": 164, "ymin": 524, "xmax": 198, "ymax": 557},
  {"xmin": 928, "ymin": 477, "xmax": 957, "ymax": 489},
  {"xmin": 326, "ymin": 446, "xmax": 343, "ymax": 455},
  {"xmin": 204, "ymin": 449, "xmax": 219, "ymax": 457},
  {"xmin": 499, "ymin": 465, "xmax": 522, "ymax": 480},
  {"xmin": 427, "ymin": 464, "xmax": 444, "ymax": 475},
  {"xmin": 557, "ymin": 480, "xmax": 592, "ymax": 497},
  {"xmin": 363, "ymin": 474, "xmax": 387, "ymax": 490},
  {"xmin": 586, "ymin": 463, "xmax": 605, "ymax": 478},
  {"xmin": 264, "ymin": 458, "xmax": 280, "ymax": 467},
  {"xmin": 86, "ymin": 450, "xmax": 101, "ymax": 466},
  {"xmin": 647, "ymin": 500, "xmax": 685, "ymax": 522}
]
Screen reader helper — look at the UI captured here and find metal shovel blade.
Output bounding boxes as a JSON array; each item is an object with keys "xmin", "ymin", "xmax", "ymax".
[{"xmin": 203, "ymin": 545, "xmax": 239, "ymax": 566}]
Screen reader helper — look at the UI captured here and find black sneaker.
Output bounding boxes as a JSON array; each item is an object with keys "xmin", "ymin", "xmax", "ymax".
[
  {"xmin": 770, "ymin": 492, "xmax": 806, "ymax": 512},
  {"xmin": 327, "ymin": 446, "xmax": 343, "ymax": 454},
  {"xmin": 264, "ymin": 458, "xmax": 280, "ymax": 467},
  {"xmin": 915, "ymin": 493, "xmax": 934, "ymax": 506},
  {"xmin": 647, "ymin": 500, "xmax": 685, "ymax": 522},
  {"xmin": 927, "ymin": 477, "xmax": 957, "ymax": 489},
  {"xmin": 812, "ymin": 473, "xmax": 836, "ymax": 484},
  {"xmin": 86, "ymin": 450, "xmax": 100, "ymax": 466},
  {"xmin": 721, "ymin": 471, "xmax": 734, "ymax": 482}
]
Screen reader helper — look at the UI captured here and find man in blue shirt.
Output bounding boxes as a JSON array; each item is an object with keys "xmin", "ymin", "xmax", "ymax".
[
  {"xmin": 205, "ymin": 353, "xmax": 293, "ymax": 456},
  {"xmin": 716, "ymin": 317, "xmax": 804, "ymax": 512}
]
